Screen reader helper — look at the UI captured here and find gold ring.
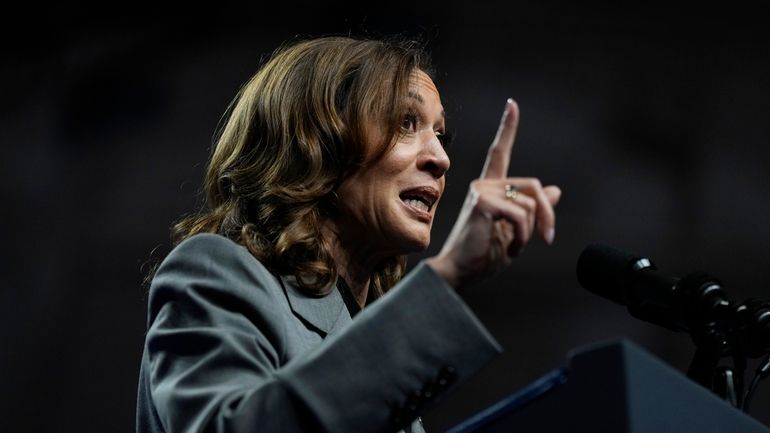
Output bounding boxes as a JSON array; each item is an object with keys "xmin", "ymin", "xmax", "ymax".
[{"xmin": 504, "ymin": 184, "xmax": 519, "ymax": 201}]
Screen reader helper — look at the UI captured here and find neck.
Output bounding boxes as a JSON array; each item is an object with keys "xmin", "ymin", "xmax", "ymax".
[{"xmin": 321, "ymin": 222, "xmax": 384, "ymax": 308}]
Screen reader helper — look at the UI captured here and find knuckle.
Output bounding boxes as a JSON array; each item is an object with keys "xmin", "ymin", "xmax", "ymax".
[
  {"xmin": 527, "ymin": 177, "xmax": 542, "ymax": 189},
  {"xmin": 522, "ymin": 196, "xmax": 536, "ymax": 211},
  {"xmin": 469, "ymin": 180, "xmax": 484, "ymax": 198},
  {"xmin": 513, "ymin": 206, "xmax": 528, "ymax": 222}
]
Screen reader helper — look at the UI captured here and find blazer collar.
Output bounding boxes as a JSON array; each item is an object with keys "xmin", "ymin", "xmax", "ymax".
[{"xmin": 280, "ymin": 276, "xmax": 351, "ymax": 337}]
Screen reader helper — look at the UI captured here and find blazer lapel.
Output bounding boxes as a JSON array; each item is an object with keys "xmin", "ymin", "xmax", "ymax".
[{"xmin": 280, "ymin": 276, "xmax": 352, "ymax": 337}]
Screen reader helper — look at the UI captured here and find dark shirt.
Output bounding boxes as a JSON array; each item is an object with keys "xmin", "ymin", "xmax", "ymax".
[{"xmin": 337, "ymin": 278, "xmax": 373, "ymax": 318}]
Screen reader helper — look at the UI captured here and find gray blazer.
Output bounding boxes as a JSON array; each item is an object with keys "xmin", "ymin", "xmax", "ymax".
[{"xmin": 136, "ymin": 233, "xmax": 501, "ymax": 433}]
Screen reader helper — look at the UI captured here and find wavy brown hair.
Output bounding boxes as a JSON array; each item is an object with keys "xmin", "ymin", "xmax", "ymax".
[{"xmin": 167, "ymin": 36, "xmax": 433, "ymax": 297}]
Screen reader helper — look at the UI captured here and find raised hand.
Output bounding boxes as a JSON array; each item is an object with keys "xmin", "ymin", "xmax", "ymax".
[{"xmin": 427, "ymin": 99, "xmax": 561, "ymax": 290}]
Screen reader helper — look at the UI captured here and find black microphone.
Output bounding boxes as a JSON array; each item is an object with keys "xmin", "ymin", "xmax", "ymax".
[
  {"xmin": 577, "ymin": 243, "xmax": 770, "ymax": 407},
  {"xmin": 577, "ymin": 243, "xmax": 731, "ymax": 332}
]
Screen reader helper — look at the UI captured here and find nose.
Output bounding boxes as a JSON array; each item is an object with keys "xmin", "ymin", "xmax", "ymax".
[{"xmin": 417, "ymin": 132, "xmax": 450, "ymax": 178}]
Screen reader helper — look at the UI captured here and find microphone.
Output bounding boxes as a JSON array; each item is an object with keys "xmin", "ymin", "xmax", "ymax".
[
  {"xmin": 577, "ymin": 243, "xmax": 770, "ymax": 408},
  {"xmin": 576, "ymin": 243, "xmax": 731, "ymax": 333}
]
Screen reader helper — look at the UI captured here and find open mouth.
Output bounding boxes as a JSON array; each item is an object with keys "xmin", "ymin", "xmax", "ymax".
[{"xmin": 399, "ymin": 186, "xmax": 439, "ymax": 213}]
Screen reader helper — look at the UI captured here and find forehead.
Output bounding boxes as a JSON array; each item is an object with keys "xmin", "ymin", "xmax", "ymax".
[
  {"xmin": 408, "ymin": 70, "xmax": 444, "ymax": 121},
  {"xmin": 410, "ymin": 70, "xmax": 441, "ymax": 100}
]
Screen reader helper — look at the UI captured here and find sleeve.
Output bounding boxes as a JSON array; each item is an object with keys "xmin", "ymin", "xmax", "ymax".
[{"xmin": 143, "ymin": 234, "xmax": 502, "ymax": 433}]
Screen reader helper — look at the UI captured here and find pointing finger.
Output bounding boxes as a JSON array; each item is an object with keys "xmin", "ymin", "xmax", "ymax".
[{"xmin": 481, "ymin": 98, "xmax": 519, "ymax": 179}]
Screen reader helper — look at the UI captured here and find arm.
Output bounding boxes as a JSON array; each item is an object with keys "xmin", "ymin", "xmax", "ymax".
[{"xmin": 142, "ymin": 233, "xmax": 500, "ymax": 433}]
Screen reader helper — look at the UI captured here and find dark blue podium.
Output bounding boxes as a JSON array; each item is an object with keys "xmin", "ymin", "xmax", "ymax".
[{"xmin": 448, "ymin": 339, "xmax": 769, "ymax": 433}]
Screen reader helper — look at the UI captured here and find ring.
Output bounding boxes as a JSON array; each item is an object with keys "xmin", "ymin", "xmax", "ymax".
[{"xmin": 504, "ymin": 184, "xmax": 519, "ymax": 201}]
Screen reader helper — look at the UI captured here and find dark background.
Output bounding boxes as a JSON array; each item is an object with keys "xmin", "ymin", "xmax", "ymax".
[{"xmin": 3, "ymin": 3, "xmax": 770, "ymax": 432}]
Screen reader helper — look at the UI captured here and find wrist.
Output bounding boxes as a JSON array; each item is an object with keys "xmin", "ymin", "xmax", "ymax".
[{"xmin": 425, "ymin": 256, "xmax": 461, "ymax": 289}]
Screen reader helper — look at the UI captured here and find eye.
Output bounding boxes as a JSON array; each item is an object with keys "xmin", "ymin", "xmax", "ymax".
[
  {"xmin": 401, "ymin": 112, "xmax": 419, "ymax": 133},
  {"xmin": 436, "ymin": 130, "xmax": 454, "ymax": 148}
]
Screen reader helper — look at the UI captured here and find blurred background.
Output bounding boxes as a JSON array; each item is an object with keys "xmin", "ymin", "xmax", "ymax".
[{"xmin": 2, "ymin": 2, "xmax": 770, "ymax": 432}]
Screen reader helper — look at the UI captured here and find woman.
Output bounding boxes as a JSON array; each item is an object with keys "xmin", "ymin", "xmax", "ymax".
[{"xmin": 136, "ymin": 36, "xmax": 561, "ymax": 433}]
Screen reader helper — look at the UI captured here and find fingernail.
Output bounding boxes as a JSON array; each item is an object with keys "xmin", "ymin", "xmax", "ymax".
[
  {"xmin": 507, "ymin": 98, "xmax": 514, "ymax": 105},
  {"xmin": 545, "ymin": 228, "xmax": 555, "ymax": 245}
]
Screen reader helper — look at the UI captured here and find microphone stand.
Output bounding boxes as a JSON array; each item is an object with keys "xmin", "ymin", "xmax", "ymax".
[
  {"xmin": 684, "ymin": 295, "xmax": 759, "ymax": 411},
  {"xmin": 668, "ymin": 272, "xmax": 748, "ymax": 408},
  {"xmin": 715, "ymin": 366, "xmax": 739, "ymax": 407},
  {"xmin": 686, "ymin": 321, "xmax": 732, "ymax": 401}
]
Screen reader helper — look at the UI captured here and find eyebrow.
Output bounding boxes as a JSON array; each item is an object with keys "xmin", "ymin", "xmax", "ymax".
[{"xmin": 407, "ymin": 91, "xmax": 446, "ymax": 119}]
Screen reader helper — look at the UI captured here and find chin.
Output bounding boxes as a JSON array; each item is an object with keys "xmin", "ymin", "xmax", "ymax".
[
  {"xmin": 384, "ymin": 217, "xmax": 433, "ymax": 254},
  {"xmin": 397, "ymin": 231, "xmax": 431, "ymax": 253}
]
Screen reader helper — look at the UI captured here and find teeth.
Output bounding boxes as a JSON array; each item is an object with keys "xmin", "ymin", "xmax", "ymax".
[{"xmin": 404, "ymin": 198, "xmax": 429, "ymax": 212}]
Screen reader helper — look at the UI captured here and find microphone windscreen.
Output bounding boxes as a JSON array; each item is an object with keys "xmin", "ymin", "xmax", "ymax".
[{"xmin": 577, "ymin": 243, "xmax": 645, "ymax": 306}]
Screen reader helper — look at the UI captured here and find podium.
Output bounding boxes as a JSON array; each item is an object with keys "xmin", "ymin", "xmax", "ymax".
[{"xmin": 447, "ymin": 339, "xmax": 770, "ymax": 433}]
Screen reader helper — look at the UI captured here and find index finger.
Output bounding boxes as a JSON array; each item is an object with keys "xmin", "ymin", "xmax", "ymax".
[{"xmin": 480, "ymin": 98, "xmax": 519, "ymax": 179}]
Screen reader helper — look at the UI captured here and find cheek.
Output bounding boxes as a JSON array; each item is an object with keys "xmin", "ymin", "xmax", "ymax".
[
  {"xmin": 435, "ymin": 178, "xmax": 447, "ymax": 207},
  {"xmin": 334, "ymin": 170, "xmax": 390, "ymax": 222},
  {"xmin": 379, "ymin": 148, "xmax": 414, "ymax": 176},
  {"xmin": 335, "ymin": 149, "xmax": 415, "ymax": 214},
  {"xmin": 337, "ymin": 177, "xmax": 370, "ymax": 212}
]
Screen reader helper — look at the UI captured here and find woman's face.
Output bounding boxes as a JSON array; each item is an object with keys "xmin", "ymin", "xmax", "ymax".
[{"xmin": 334, "ymin": 70, "xmax": 450, "ymax": 256}]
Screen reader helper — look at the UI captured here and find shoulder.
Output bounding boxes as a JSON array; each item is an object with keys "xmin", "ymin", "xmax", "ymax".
[
  {"xmin": 165, "ymin": 232, "xmax": 255, "ymax": 266},
  {"xmin": 156, "ymin": 233, "xmax": 272, "ymax": 285},
  {"xmin": 148, "ymin": 233, "xmax": 285, "ymax": 322}
]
